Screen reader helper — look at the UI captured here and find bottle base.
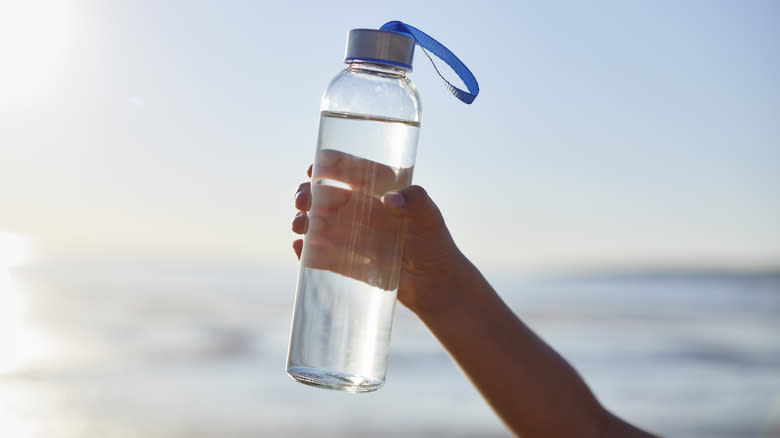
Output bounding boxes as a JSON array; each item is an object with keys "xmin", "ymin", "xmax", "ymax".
[{"xmin": 286, "ymin": 366, "xmax": 384, "ymax": 393}]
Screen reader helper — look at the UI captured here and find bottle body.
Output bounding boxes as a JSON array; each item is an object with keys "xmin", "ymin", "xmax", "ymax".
[{"xmin": 287, "ymin": 62, "xmax": 421, "ymax": 392}]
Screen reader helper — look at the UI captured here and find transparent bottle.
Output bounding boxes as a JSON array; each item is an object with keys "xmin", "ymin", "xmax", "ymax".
[{"xmin": 287, "ymin": 29, "xmax": 421, "ymax": 392}]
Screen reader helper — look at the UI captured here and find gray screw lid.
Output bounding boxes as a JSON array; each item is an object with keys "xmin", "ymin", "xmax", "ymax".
[{"xmin": 344, "ymin": 29, "xmax": 415, "ymax": 70}]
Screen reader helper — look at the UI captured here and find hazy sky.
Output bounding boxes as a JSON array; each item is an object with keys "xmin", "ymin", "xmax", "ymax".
[{"xmin": 1, "ymin": 0, "xmax": 778, "ymax": 273}]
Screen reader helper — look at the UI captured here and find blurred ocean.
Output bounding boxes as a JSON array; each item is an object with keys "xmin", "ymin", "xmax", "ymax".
[{"xmin": 1, "ymin": 262, "xmax": 779, "ymax": 437}]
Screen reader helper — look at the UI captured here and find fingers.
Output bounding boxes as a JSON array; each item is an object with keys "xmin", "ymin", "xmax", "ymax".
[
  {"xmin": 292, "ymin": 208, "xmax": 403, "ymax": 290},
  {"xmin": 301, "ymin": 238, "xmax": 402, "ymax": 291},
  {"xmin": 293, "ymin": 154, "xmax": 424, "ymax": 291},
  {"xmin": 292, "ymin": 211, "xmax": 308, "ymax": 235},
  {"xmin": 310, "ymin": 184, "xmax": 401, "ymax": 232},
  {"xmin": 296, "ymin": 177, "xmax": 407, "ymax": 291},
  {"xmin": 309, "ymin": 183, "xmax": 350, "ymax": 214},
  {"xmin": 294, "ymin": 182, "xmax": 311, "ymax": 212},
  {"xmin": 313, "ymin": 150, "xmax": 408, "ymax": 196},
  {"xmin": 307, "ymin": 215, "xmax": 402, "ymax": 262},
  {"xmin": 292, "ymin": 239, "xmax": 303, "ymax": 259}
]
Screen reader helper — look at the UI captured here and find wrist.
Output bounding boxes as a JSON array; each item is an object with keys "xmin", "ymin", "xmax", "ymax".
[{"xmin": 410, "ymin": 250, "xmax": 482, "ymax": 322}]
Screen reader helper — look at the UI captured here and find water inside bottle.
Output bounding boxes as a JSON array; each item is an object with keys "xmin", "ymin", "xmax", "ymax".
[{"xmin": 287, "ymin": 111, "xmax": 419, "ymax": 392}]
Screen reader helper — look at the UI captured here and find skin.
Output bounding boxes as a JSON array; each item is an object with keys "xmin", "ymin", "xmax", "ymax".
[{"xmin": 292, "ymin": 151, "xmax": 659, "ymax": 438}]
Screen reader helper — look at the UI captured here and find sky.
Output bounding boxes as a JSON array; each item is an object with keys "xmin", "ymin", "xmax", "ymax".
[{"xmin": 0, "ymin": 0, "xmax": 778, "ymax": 274}]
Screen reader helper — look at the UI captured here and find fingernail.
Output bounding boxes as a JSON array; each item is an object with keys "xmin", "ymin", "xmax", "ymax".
[{"xmin": 382, "ymin": 191, "xmax": 405, "ymax": 209}]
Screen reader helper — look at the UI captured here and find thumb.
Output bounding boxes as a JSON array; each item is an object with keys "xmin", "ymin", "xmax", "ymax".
[{"xmin": 381, "ymin": 185, "xmax": 443, "ymax": 231}]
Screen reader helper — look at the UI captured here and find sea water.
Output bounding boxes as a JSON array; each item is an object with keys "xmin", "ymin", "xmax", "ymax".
[{"xmin": 286, "ymin": 111, "xmax": 419, "ymax": 392}]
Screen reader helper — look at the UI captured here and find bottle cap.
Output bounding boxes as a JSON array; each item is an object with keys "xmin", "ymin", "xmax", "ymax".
[{"xmin": 345, "ymin": 29, "xmax": 415, "ymax": 70}]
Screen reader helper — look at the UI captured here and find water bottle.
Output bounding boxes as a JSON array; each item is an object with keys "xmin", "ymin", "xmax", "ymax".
[{"xmin": 287, "ymin": 22, "xmax": 479, "ymax": 392}]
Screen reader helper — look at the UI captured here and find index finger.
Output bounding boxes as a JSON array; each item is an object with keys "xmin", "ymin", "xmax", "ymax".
[{"xmin": 313, "ymin": 149, "xmax": 410, "ymax": 196}]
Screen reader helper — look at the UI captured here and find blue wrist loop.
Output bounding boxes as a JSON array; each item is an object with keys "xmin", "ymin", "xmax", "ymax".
[{"xmin": 380, "ymin": 21, "xmax": 479, "ymax": 104}]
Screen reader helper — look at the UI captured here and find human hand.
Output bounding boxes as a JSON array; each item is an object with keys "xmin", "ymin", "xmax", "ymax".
[{"xmin": 292, "ymin": 150, "xmax": 467, "ymax": 316}]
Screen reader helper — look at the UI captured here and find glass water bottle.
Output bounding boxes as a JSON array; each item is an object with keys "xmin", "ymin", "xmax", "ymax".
[{"xmin": 286, "ymin": 28, "xmax": 421, "ymax": 392}]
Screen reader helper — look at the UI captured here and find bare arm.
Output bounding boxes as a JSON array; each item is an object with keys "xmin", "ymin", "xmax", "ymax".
[
  {"xmin": 292, "ymin": 157, "xmax": 658, "ymax": 437},
  {"xmin": 411, "ymin": 252, "xmax": 656, "ymax": 437}
]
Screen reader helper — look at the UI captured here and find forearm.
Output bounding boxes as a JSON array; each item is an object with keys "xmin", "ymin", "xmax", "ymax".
[{"xmin": 415, "ymin": 257, "xmax": 610, "ymax": 437}]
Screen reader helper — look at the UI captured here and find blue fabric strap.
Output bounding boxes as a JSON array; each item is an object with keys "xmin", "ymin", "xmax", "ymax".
[{"xmin": 380, "ymin": 21, "xmax": 479, "ymax": 105}]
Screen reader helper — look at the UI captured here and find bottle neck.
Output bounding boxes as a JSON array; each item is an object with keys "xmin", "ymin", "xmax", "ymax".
[{"xmin": 345, "ymin": 60, "xmax": 409, "ymax": 79}]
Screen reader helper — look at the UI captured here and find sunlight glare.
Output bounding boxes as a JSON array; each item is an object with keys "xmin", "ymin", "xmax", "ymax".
[
  {"xmin": 0, "ymin": 232, "xmax": 27, "ymax": 268},
  {"xmin": 0, "ymin": 389, "xmax": 35, "ymax": 438},
  {"xmin": 0, "ymin": 233, "xmax": 43, "ymax": 374},
  {"xmin": 0, "ymin": 1, "xmax": 71, "ymax": 100}
]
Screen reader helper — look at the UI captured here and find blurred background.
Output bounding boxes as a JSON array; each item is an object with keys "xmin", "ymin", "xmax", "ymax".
[{"xmin": 1, "ymin": 0, "xmax": 778, "ymax": 437}]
